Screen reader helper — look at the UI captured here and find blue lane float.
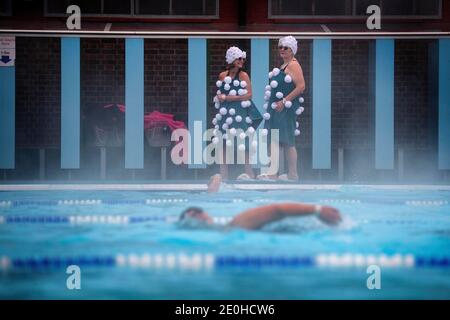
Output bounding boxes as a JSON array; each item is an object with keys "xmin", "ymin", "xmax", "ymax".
[
  {"xmin": 0, "ymin": 214, "xmax": 232, "ymax": 225},
  {"xmin": 0, "ymin": 198, "xmax": 448, "ymax": 208},
  {"xmin": 1, "ymin": 254, "xmax": 449, "ymax": 271}
]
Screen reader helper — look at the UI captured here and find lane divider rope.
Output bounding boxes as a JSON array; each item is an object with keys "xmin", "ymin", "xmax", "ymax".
[
  {"xmin": 1, "ymin": 199, "xmax": 449, "ymax": 208},
  {"xmin": 0, "ymin": 254, "xmax": 448, "ymax": 271},
  {"xmin": 0, "ymin": 215, "xmax": 235, "ymax": 225}
]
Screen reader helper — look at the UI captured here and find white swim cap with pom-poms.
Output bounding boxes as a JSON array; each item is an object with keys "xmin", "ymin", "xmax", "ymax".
[
  {"xmin": 225, "ymin": 46, "xmax": 247, "ymax": 64},
  {"xmin": 278, "ymin": 36, "xmax": 298, "ymax": 55}
]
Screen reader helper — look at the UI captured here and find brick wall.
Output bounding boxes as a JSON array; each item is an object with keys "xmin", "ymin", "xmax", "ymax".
[
  {"xmin": 12, "ymin": 37, "xmax": 440, "ymax": 179},
  {"xmin": 332, "ymin": 40, "xmax": 370, "ymax": 150},
  {"xmin": 395, "ymin": 40, "xmax": 434, "ymax": 151},
  {"xmin": 15, "ymin": 37, "xmax": 61, "ymax": 148},
  {"xmin": 144, "ymin": 39, "xmax": 188, "ymax": 121},
  {"xmin": 81, "ymin": 38, "xmax": 125, "ymax": 111}
]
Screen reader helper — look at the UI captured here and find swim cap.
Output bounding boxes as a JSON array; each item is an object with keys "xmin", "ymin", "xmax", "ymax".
[
  {"xmin": 225, "ymin": 46, "xmax": 247, "ymax": 64},
  {"xmin": 278, "ymin": 36, "xmax": 298, "ymax": 55}
]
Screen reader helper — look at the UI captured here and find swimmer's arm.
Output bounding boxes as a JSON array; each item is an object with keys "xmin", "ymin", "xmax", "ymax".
[{"xmin": 229, "ymin": 203, "xmax": 341, "ymax": 230}]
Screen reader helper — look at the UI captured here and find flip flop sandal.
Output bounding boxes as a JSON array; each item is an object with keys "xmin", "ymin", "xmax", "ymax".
[
  {"xmin": 236, "ymin": 173, "xmax": 254, "ymax": 181},
  {"xmin": 278, "ymin": 174, "xmax": 299, "ymax": 182},
  {"xmin": 256, "ymin": 174, "xmax": 278, "ymax": 181}
]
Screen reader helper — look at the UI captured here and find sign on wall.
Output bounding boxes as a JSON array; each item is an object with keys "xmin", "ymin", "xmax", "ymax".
[{"xmin": 0, "ymin": 37, "xmax": 15, "ymax": 67}]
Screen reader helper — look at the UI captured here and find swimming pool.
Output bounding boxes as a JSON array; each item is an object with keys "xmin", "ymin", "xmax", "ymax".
[{"xmin": 0, "ymin": 185, "xmax": 449, "ymax": 299}]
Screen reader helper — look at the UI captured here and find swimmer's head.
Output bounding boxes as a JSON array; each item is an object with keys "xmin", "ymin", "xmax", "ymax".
[{"xmin": 179, "ymin": 207, "xmax": 213, "ymax": 225}]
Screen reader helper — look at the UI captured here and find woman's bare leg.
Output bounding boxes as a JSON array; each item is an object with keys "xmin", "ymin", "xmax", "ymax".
[
  {"xmin": 244, "ymin": 151, "xmax": 255, "ymax": 179},
  {"xmin": 219, "ymin": 145, "xmax": 228, "ymax": 180},
  {"xmin": 262, "ymin": 141, "xmax": 280, "ymax": 179},
  {"xmin": 286, "ymin": 146, "xmax": 298, "ymax": 180}
]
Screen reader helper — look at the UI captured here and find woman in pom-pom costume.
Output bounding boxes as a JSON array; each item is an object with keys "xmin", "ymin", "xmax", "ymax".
[
  {"xmin": 210, "ymin": 46, "xmax": 263, "ymax": 181},
  {"xmin": 259, "ymin": 36, "xmax": 306, "ymax": 182}
]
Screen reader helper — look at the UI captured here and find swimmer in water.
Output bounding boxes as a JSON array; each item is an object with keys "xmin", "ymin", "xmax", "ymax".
[
  {"xmin": 179, "ymin": 202, "xmax": 341, "ymax": 230},
  {"xmin": 202, "ymin": 174, "xmax": 341, "ymax": 229}
]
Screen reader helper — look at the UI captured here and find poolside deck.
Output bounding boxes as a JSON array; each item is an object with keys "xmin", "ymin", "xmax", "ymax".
[{"xmin": 1, "ymin": 182, "xmax": 449, "ymax": 191}]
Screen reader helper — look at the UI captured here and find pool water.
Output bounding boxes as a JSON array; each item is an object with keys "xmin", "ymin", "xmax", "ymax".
[{"xmin": 0, "ymin": 186, "xmax": 449, "ymax": 299}]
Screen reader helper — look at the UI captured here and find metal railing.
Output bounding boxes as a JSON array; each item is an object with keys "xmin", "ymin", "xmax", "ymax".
[{"xmin": 0, "ymin": 29, "xmax": 450, "ymax": 39}]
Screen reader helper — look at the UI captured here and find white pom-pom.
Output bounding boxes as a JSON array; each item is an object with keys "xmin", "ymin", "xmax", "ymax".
[
  {"xmin": 213, "ymin": 96, "xmax": 219, "ymax": 103},
  {"xmin": 239, "ymin": 132, "xmax": 246, "ymax": 140},
  {"xmin": 226, "ymin": 117, "xmax": 233, "ymax": 125},
  {"xmin": 294, "ymin": 129, "xmax": 301, "ymax": 136},
  {"xmin": 214, "ymin": 102, "xmax": 220, "ymax": 109},
  {"xmin": 240, "ymin": 81, "xmax": 247, "ymax": 88},
  {"xmin": 268, "ymin": 72, "xmax": 273, "ymax": 79},
  {"xmin": 265, "ymin": 90, "xmax": 271, "ymax": 97},
  {"xmin": 296, "ymin": 107, "xmax": 304, "ymax": 115},
  {"xmin": 214, "ymin": 125, "xmax": 219, "ymax": 129},
  {"xmin": 264, "ymin": 95, "xmax": 270, "ymax": 101},
  {"xmin": 263, "ymin": 113, "xmax": 271, "ymax": 120},
  {"xmin": 222, "ymin": 133, "xmax": 228, "ymax": 140},
  {"xmin": 238, "ymin": 89, "xmax": 245, "ymax": 96},
  {"xmin": 261, "ymin": 128, "xmax": 268, "ymax": 136},
  {"xmin": 284, "ymin": 75, "xmax": 292, "ymax": 83},
  {"xmin": 229, "ymin": 89, "xmax": 237, "ymax": 96},
  {"xmin": 233, "ymin": 80, "xmax": 240, "ymax": 87},
  {"xmin": 235, "ymin": 115, "xmax": 242, "ymax": 122},
  {"xmin": 215, "ymin": 114, "xmax": 222, "ymax": 120},
  {"xmin": 276, "ymin": 92, "xmax": 284, "ymax": 99},
  {"xmin": 219, "ymin": 107, "xmax": 227, "ymax": 115},
  {"xmin": 224, "ymin": 83, "xmax": 231, "ymax": 91},
  {"xmin": 241, "ymin": 101, "xmax": 250, "ymax": 108},
  {"xmin": 272, "ymin": 68, "xmax": 280, "ymax": 76},
  {"xmin": 229, "ymin": 108, "xmax": 236, "ymax": 116},
  {"xmin": 299, "ymin": 97, "xmax": 305, "ymax": 103},
  {"xmin": 245, "ymin": 117, "xmax": 252, "ymax": 124},
  {"xmin": 217, "ymin": 90, "xmax": 222, "ymax": 95},
  {"xmin": 263, "ymin": 103, "xmax": 268, "ymax": 110},
  {"xmin": 222, "ymin": 123, "xmax": 228, "ymax": 130},
  {"xmin": 265, "ymin": 85, "xmax": 271, "ymax": 91},
  {"xmin": 247, "ymin": 126, "xmax": 255, "ymax": 135},
  {"xmin": 271, "ymin": 102, "xmax": 277, "ymax": 109},
  {"xmin": 251, "ymin": 140, "xmax": 258, "ymax": 149},
  {"xmin": 284, "ymin": 100, "xmax": 292, "ymax": 108},
  {"xmin": 229, "ymin": 128, "xmax": 237, "ymax": 136},
  {"xmin": 226, "ymin": 140, "xmax": 233, "ymax": 147},
  {"xmin": 212, "ymin": 118, "xmax": 217, "ymax": 125},
  {"xmin": 238, "ymin": 144, "xmax": 246, "ymax": 151},
  {"xmin": 296, "ymin": 121, "xmax": 299, "ymax": 128},
  {"xmin": 241, "ymin": 89, "xmax": 248, "ymax": 95},
  {"xmin": 224, "ymin": 76, "xmax": 232, "ymax": 84},
  {"xmin": 270, "ymin": 80, "xmax": 278, "ymax": 88},
  {"xmin": 212, "ymin": 137, "xmax": 219, "ymax": 144},
  {"xmin": 216, "ymin": 80, "xmax": 223, "ymax": 88}
]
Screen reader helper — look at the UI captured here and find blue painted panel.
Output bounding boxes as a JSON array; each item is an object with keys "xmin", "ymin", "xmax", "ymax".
[
  {"xmin": 61, "ymin": 37, "xmax": 80, "ymax": 169},
  {"xmin": 251, "ymin": 38, "xmax": 270, "ymax": 167},
  {"xmin": 375, "ymin": 39, "xmax": 395, "ymax": 170},
  {"xmin": 188, "ymin": 38, "xmax": 207, "ymax": 169},
  {"xmin": 0, "ymin": 66, "xmax": 15, "ymax": 169},
  {"xmin": 125, "ymin": 38, "xmax": 144, "ymax": 169},
  {"xmin": 312, "ymin": 39, "xmax": 331, "ymax": 169},
  {"xmin": 439, "ymin": 39, "xmax": 450, "ymax": 169},
  {"xmin": 251, "ymin": 38, "xmax": 269, "ymax": 121}
]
